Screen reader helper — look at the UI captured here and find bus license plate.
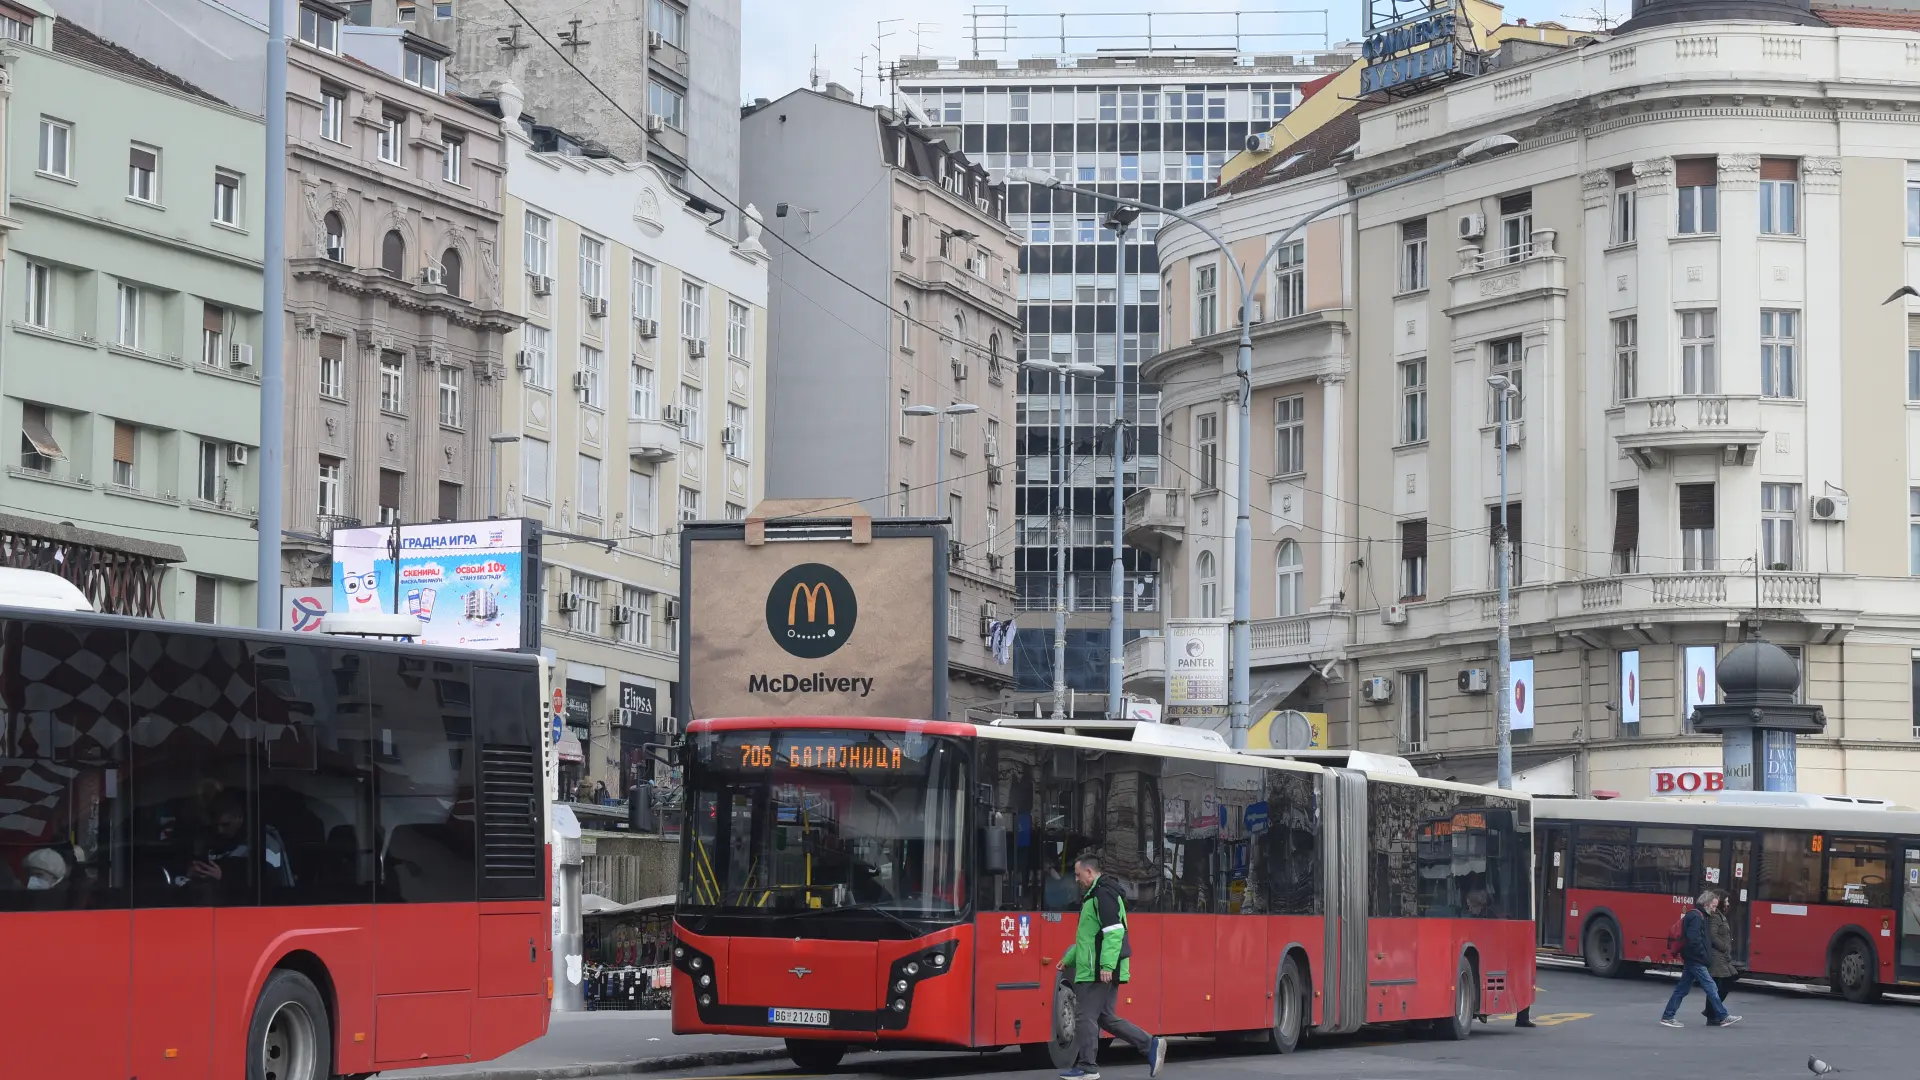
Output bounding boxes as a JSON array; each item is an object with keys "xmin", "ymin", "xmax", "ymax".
[{"xmin": 770, "ymin": 1007, "xmax": 831, "ymax": 1027}]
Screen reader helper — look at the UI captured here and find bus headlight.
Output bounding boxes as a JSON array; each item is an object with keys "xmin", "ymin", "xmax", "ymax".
[
  {"xmin": 895, "ymin": 979, "xmax": 908, "ymax": 993},
  {"xmin": 700, "ymin": 975, "xmax": 712, "ymax": 987},
  {"xmin": 691, "ymin": 957, "xmax": 704, "ymax": 970},
  {"xmin": 932, "ymin": 954, "xmax": 946, "ymax": 968},
  {"xmin": 893, "ymin": 999, "xmax": 908, "ymax": 1012},
  {"xmin": 906, "ymin": 962, "xmax": 920, "ymax": 976},
  {"xmin": 700, "ymin": 994, "xmax": 713, "ymax": 1006},
  {"xmin": 675, "ymin": 946, "xmax": 686, "ymax": 959}
]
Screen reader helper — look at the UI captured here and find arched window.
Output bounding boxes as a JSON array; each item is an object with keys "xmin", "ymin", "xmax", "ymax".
[
  {"xmin": 440, "ymin": 247, "xmax": 462, "ymax": 297},
  {"xmin": 988, "ymin": 332, "xmax": 1002, "ymax": 377},
  {"xmin": 1276, "ymin": 539, "xmax": 1304, "ymax": 617},
  {"xmin": 950, "ymin": 313, "xmax": 965, "ymax": 365},
  {"xmin": 381, "ymin": 230, "xmax": 405, "ymax": 276},
  {"xmin": 1196, "ymin": 549, "xmax": 1218, "ymax": 618},
  {"xmin": 899, "ymin": 300, "xmax": 912, "ymax": 349},
  {"xmin": 323, "ymin": 212, "xmax": 346, "ymax": 263}
]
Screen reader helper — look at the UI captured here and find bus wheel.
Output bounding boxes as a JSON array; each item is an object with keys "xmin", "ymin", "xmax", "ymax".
[
  {"xmin": 1258, "ymin": 955, "xmax": 1307, "ymax": 1054},
  {"xmin": 1583, "ymin": 917, "xmax": 1626, "ymax": 979},
  {"xmin": 1834, "ymin": 938, "xmax": 1882, "ymax": 1004},
  {"xmin": 247, "ymin": 969, "xmax": 332, "ymax": 1080},
  {"xmin": 785, "ymin": 1039, "xmax": 847, "ymax": 1071},
  {"xmin": 1444, "ymin": 957, "xmax": 1476, "ymax": 1041},
  {"xmin": 1046, "ymin": 976, "xmax": 1079, "ymax": 1071}
]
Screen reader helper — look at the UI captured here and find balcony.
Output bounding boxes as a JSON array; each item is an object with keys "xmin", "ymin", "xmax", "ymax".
[
  {"xmin": 914, "ymin": 257, "xmax": 1016, "ymax": 315},
  {"xmin": 627, "ymin": 416, "xmax": 681, "ymax": 463},
  {"xmin": 1448, "ymin": 229, "xmax": 1565, "ymax": 313},
  {"xmin": 1123, "ymin": 486, "xmax": 1185, "ymax": 557},
  {"xmin": 1578, "ymin": 571, "xmax": 1821, "ymax": 611},
  {"xmin": 1122, "ymin": 634, "xmax": 1165, "ymax": 694},
  {"xmin": 1616, "ymin": 394, "xmax": 1765, "ymax": 468},
  {"xmin": 1250, "ymin": 612, "xmax": 1349, "ymax": 666}
]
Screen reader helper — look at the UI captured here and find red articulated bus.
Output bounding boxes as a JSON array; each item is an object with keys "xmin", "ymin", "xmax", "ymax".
[
  {"xmin": 671, "ymin": 716, "xmax": 1536, "ymax": 1069},
  {"xmin": 1534, "ymin": 794, "xmax": 1920, "ymax": 1001},
  {"xmin": 0, "ymin": 606, "xmax": 553, "ymax": 1080}
]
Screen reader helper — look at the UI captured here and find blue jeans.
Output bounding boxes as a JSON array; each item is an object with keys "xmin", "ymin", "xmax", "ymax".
[{"xmin": 1662, "ymin": 961, "xmax": 1728, "ymax": 1022}]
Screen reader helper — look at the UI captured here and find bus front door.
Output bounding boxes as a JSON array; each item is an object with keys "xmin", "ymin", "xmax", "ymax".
[
  {"xmin": 1537, "ymin": 823, "xmax": 1571, "ymax": 949},
  {"xmin": 1898, "ymin": 840, "xmax": 1920, "ymax": 986},
  {"xmin": 1695, "ymin": 831, "xmax": 1755, "ymax": 968}
]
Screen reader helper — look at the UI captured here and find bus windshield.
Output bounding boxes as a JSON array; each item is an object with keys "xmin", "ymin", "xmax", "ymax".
[{"xmin": 680, "ymin": 729, "xmax": 968, "ymax": 918}]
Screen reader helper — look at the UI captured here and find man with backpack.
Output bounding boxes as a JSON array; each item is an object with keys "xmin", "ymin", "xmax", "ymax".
[
  {"xmin": 1057, "ymin": 854, "xmax": 1167, "ymax": 1080},
  {"xmin": 1660, "ymin": 890, "xmax": 1740, "ymax": 1028}
]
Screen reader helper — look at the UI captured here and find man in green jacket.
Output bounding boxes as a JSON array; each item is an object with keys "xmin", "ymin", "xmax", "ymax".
[{"xmin": 1057, "ymin": 854, "xmax": 1167, "ymax": 1080}]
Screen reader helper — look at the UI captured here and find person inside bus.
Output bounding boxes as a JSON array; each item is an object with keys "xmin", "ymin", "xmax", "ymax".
[{"xmin": 161, "ymin": 789, "xmax": 292, "ymax": 897}]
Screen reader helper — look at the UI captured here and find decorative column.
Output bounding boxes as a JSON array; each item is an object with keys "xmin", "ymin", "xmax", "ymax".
[
  {"xmin": 1690, "ymin": 633, "xmax": 1826, "ymax": 791},
  {"xmin": 1316, "ymin": 372, "xmax": 1345, "ymax": 607}
]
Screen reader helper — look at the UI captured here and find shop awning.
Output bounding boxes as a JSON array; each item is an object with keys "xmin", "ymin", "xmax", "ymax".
[
  {"xmin": 556, "ymin": 733, "xmax": 584, "ymax": 762},
  {"xmin": 1249, "ymin": 664, "xmax": 1314, "ymax": 715}
]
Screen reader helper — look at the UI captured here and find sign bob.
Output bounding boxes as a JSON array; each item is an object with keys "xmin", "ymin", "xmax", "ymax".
[{"xmin": 1650, "ymin": 766, "xmax": 1725, "ymax": 796}]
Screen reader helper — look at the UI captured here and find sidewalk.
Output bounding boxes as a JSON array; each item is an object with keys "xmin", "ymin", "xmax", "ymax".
[{"xmin": 377, "ymin": 1011, "xmax": 789, "ymax": 1080}]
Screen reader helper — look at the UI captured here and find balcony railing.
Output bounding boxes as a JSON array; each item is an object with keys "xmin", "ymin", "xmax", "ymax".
[
  {"xmin": 1251, "ymin": 617, "xmax": 1312, "ymax": 650},
  {"xmin": 1616, "ymin": 394, "xmax": 1765, "ymax": 468}
]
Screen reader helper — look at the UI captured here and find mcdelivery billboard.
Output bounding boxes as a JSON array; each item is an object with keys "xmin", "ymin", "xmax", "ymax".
[{"xmin": 681, "ymin": 505, "xmax": 947, "ymax": 722}]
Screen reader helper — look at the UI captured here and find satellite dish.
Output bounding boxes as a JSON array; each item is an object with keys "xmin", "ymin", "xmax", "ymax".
[{"xmin": 1265, "ymin": 710, "xmax": 1315, "ymax": 750}]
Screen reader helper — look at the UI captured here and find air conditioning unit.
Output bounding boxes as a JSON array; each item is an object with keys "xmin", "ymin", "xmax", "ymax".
[
  {"xmin": 658, "ymin": 714, "xmax": 680, "ymax": 735},
  {"xmin": 984, "ymin": 435, "xmax": 1000, "ymax": 463},
  {"xmin": 609, "ymin": 604, "xmax": 632, "ymax": 626},
  {"xmin": 1361, "ymin": 676, "xmax": 1394, "ymax": 703},
  {"xmin": 686, "ymin": 338, "xmax": 709, "ymax": 359},
  {"xmin": 229, "ymin": 343, "xmax": 254, "ymax": 368},
  {"xmin": 1458, "ymin": 212, "xmax": 1487, "ymax": 241},
  {"xmin": 645, "ymin": 29, "xmax": 663, "ymax": 51},
  {"xmin": 949, "ymin": 538, "xmax": 965, "ymax": 564},
  {"xmin": 515, "ymin": 349, "xmax": 533, "ymax": 371},
  {"xmin": 722, "ymin": 424, "xmax": 744, "ymax": 450},
  {"xmin": 530, "ymin": 274, "xmax": 554, "ymax": 296},
  {"xmin": 613, "ymin": 706, "xmax": 636, "ymax": 727},
  {"xmin": 572, "ymin": 371, "xmax": 593, "ymax": 392},
  {"xmin": 1381, "ymin": 602, "xmax": 1408, "ymax": 626},
  {"xmin": 645, "ymin": 114, "xmax": 665, "ymax": 134},
  {"xmin": 1245, "ymin": 131, "xmax": 1276, "ymax": 153},
  {"xmin": 663, "ymin": 404, "xmax": 690, "ymax": 427},
  {"xmin": 1248, "ymin": 298, "xmax": 1265, "ymax": 324},
  {"xmin": 986, "ymin": 464, "xmax": 1003, "ymax": 486},
  {"xmin": 634, "ymin": 317, "xmax": 659, "ymax": 339},
  {"xmin": 986, "ymin": 552, "xmax": 1004, "ymax": 571},
  {"xmin": 227, "ymin": 444, "xmax": 250, "ymax": 467},
  {"xmin": 1502, "ymin": 421, "xmax": 1524, "ymax": 450},
  {"xmin": 557, "ymin": 593, "xmax": 581, "ymax": 614},
  {"xmin": 585, "ymin": 296, "xmax": 609, "ymax": 318},
  {"xmin": 1458, "ymin": 668, "xmax": 1491, "ymax": 694},
  {"xmin": 664, "ymin": 597, "xmax": 682, "ymax": 621},
  {"xmin": 420, "ymin": 265, "xmax": 443, "ymax": 287},
  {"xmin": 951, "ymin": 358, "xmax": 969, "ymax": 381},
  {"xmin": 1812, "ymin": 493, "xmax": 1849, "ymax": 522}
]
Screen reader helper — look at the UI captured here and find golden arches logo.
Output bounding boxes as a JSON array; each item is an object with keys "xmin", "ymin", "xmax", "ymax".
[
  {"xmin": 787, "ymin": 581, "xmax": 836, "ymax": 626},
  {"xmin": 766, "ymin": 563, "xmax": 858, "ymax": 659}
]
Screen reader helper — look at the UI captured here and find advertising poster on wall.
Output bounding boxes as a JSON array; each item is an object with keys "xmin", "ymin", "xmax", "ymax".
[
  {"xmin": 1619, "ymin": 649, "xmax": 1641, "ymax": 726},
  {"xmin": 329, "ymin": 519, "xmax": 532, "ymax": 650},
  {"xmin": 1684, "ymin": 646, "xmax": 1718, "ymax": 725},
  {"xmin": 1166, "ymin": 619, "xmax": 1229, "ymax": 720},
  {"xmin": 1508, "ymin": 658, "xmax": 1535, "ymax": 731}
]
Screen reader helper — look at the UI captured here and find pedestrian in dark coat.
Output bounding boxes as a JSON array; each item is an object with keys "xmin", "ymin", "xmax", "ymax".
[{"xmin": 1701, "ymin": 890, "xmax": 1738, "ymax": 1023}]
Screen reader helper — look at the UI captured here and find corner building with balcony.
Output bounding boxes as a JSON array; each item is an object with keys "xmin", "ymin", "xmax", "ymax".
[{"xmin": 1334, "ymin": 0, "xmax": 1920, "ymax": 799}]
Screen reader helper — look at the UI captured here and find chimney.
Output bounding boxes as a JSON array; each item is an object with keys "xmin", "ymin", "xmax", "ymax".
[{"xmin": 823, "ymin": 82, "xmax": 856, "ymax": 102}]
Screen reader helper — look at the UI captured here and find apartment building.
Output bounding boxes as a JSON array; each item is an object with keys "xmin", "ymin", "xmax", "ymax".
[
  {"xmin": 2, "ymin": 7, "xmax": 263, "ymax": 620},
  {"xmin": 484, "ymin": 87, "xmax": 767, "ymax": 795},
  {"xmin": 740, "ymin": 85, "xmax": 1020, "ymax": 718}
]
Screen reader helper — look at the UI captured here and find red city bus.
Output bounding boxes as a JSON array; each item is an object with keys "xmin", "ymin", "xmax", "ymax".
[
  {"xmin": 1534, "ymin": 794, "xmax": 1920, "ymax": 1001},
  {"xmin": 672, "ymin": 717, "xmax": 1536, "ymax": 1069},
  {"xmin": 0, "ymin": 607, "xmax": 554, "ymax": 1080}
]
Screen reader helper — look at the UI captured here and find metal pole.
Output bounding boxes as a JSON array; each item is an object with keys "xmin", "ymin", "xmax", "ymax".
[
  {"xmin": 1107, "ymin": 221, "xmax": 1128, "ymax": 717},
  {"xmin": 935, "ymin": 413, "xmax": 946, "ymax": 517},
  {"xmin": 255, "ymin": 0, "xmax": 289, "ymax": 629},
  {"xmin": 1052, "ymin": 369, "xmax": 1067, "ymax": 720},
  {"xmin": 1496, "ymin": 389, "xmax": 1514, "ymax": 790},
  {"xmin": 488, "ymin": 438, "xmax": 499, "ymax": 518}
]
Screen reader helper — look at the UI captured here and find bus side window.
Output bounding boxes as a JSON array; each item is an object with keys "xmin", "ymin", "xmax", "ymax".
[
  {"xmin": 255, "ymin": 642, "xmax": 373, "ymax": 906},
  {"xmin": 1824, "ymin": 837, "xmax": 1891, "ymax": 907},
  {"xmin": 1572, "ymin": 824, "xmax": 1632, "ymax": 891},
  {"xmin": 370, "ymin": 653, "xmax": 476, "ymax": 904},
  {"xmin": 1261, "ymin": 769, "xmax": 1318, "ymax": 916},
  {"xmin": 1757, "ymin": 830, "xmax": 1821, "ymax": 904}
]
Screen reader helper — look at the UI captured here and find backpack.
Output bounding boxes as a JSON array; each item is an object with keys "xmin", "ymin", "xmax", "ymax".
[{"xmin": 1666, "ymin": 915, "xmax": 1686, "ymax": 960}]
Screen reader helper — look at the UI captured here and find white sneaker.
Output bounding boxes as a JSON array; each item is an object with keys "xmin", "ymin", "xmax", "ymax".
[
  {"xmin": 1659, "ymin": 1018, "xmax": 1684, "ymax": 1029},
  {"xmin": 1717, "ymin": 1015, "xmax": 1742, "ymax": 1027}
]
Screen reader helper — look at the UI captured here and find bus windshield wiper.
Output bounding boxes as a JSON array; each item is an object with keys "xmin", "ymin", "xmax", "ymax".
[{"xmin": 786, "ymin": 901, "xmax": 925, "ymax": 936}]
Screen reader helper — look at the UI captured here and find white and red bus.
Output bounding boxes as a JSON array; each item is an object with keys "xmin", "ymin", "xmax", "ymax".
[
  {"xmin": 671, "ymin": 717, "xmax": 1535, "ymax": 1069},
  {"xmin": 1534, "ymin": 794, "xmax": 1920, "ymax": 1001},
  {"xmin": 0, "ymin": 604, "xmax": 554, "ymax": 1079}
]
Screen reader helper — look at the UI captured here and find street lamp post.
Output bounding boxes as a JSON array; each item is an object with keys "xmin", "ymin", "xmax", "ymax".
[
  {"xmin": 902, "ymin": 403, "xmax": 980, "ymax": 515},
  {"xmin": 1022, "ymin": 358, "xmax": 1101, "ymax": 719},
  {"xmin": 1009, "ymin": 133, "xmax": 1519, "ymax": 746},
  {"xmin": 1104, "ymin": 204, "xmax": 1141, "ymax": 718},
  {"xmin": 1488, "ymin": 374, "xmax": 1518, "ymax": 790},
  {"xmin": 488, "ymin": 433, "xmax": 521, "ymax": 519}
]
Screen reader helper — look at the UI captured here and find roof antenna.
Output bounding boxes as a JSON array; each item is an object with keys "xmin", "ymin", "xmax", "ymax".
[{"xmin": 809, "ymin": 44, "xmax": 822, "ymax": 90}]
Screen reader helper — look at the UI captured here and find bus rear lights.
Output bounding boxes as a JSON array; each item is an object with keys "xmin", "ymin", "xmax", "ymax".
[{"xmin": 893, "ymin": 999, "xmax": 908, "ymax": 1012}]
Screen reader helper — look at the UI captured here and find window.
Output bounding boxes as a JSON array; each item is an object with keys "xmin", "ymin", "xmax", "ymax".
[
  {"xmin": 897, "ymin": 481, "xmax": 911, "ymax": 517},
  {"xmin": 1394, "ymin": 358, "xmax": 1427, "ymax": 445},
  {"xmin": 900, "ymin": 301, "xmax": 913, "ymax": 349},
  {"xmin": 213, "ymin": 170, "xmax": 241, "ymax": 225},
  {"xmin": 522, "ymin": 323, "xmax": 552, "ymax": 390},
  {"xmin": 649, "ymin": 0, "xmax": 686, "ymax": 46},
  {"xmin": 197, "ymin": 439, "xmax": 221, "ymax": 503},
  {"xmin": 726, "ymin": 402, "xmax": 749, "ymax": 460},
  {"xmin": 1400, "ymin": 218, "xmax": 1428, "ymax": 292},
  {"xmin": 523, "ymin": 436, "xmax": 552, "ymax": 503},
  {"xmin": 678, "ymin": 384, "xmax": 703, "ymax": 443},
  {"xmin": 201, "ymin": 303, "xmax": 226, "ymax": 367},
  {"xmin": 37, "ymin": 117, "xmax": 70, "ymax": 178},
  {"xmin": 437, "ymin": 480, "xmax": 460, "ymax": 521},
  {"xmin": 379, "ymin": 350, "xmax": 405, "ymax": 412},
  {"xmin": 620, "ymin": 586, "xmax": 653, "ymax": 646},
  {"xmin": 314, "ymin": 333, "xmax": 345, "ymax": 399},
  {"xmin": 1760, "ymin": 158, "xmax": 1798, "ymax": 235},
  {"xmin": 323, "ymin": 212, "xmax": 346, "ymax": 262},
  {"xmin": 949, "ymin": 493, "xmax": 964, "ymax": 544},
  {"xmin": 398, "ymin": 2, "xmax": 414, "ymax": 20},
  {"xmin": 579, "ymin": 455, "xmax": 603, "ymax": 520},
  {"xmin": 1761, "ymin": 309, "xmax": 1798, "ymax": 399},
  {"xmin": 524, "ymin": 211, "xmax": 552, "ymax": 278},
  {"xmin": 23, "ymin": 262, "xmax": 50, "ymax": 327},
  {"xmin": 377, "ymin": 469, "xmax": 403, "ymax": 525},
  {"xmin": 0, "ymin": 11, "xmax": 31, "ymax": 42},
  {"xmin": 1911, "ymin": 163, "xmax": 1920, "ymax": 238},
  {"xmin": 631, "ymin": 362, "xmax": 656, "ymax": 419},
  {"xmin": 1196, "ymin": 550, "xmax": 1218, "ymax": 618},
  {"xmin": 578, "ymin": 345, "xmax": 604, "ymax": 408},
  {"xmin": 1194, "ymin": 264, "xmax": 1218, "ymax": 337},
  {"xmin": 677, "ymin": 485, "xmax": 701, "ymax": 522},
  {"xmin": 189, "ymin": 576, "xmax": 217, "ymax": 623},
  {"xmin": 579, "ymin": 236, "xmax": 606, "ymax": 300},
  {"xmin": 899, "ymin": 389, "xmax": 911, "ymax": 437},
  {"xmin": 948, "ymin": 588, "xmax": 964, "ymax": 640},
  {"xmin": 726, "ymin": 300, "xmax": 751, "ymax": 361},
  {"xmin": 1910, "ymin": 318, "xmax": 1920, "ymax": 402},
  {"xmin": 1400, "ymin": 671, "xmax": 1427, "ymax": 749},
  {"xmin": 1273, "ymin": 240, "xmax": 1305, "ymax": 320},
  {"xmin": 378, "ymin": 114, "xmax": 402, "ymax": 164},
  {"xmin": 298, "ymin": 4, "xmax": 339, "ymax": 51},
  {"xmin": 1613, "ymin": 317, "xmax": 1638, "ymax": 403},
  {"xmin": 1676, "ymin": 157, "xmax": 1717, "ymax": 234},
  {"xmin": 1762, "ymin": 483, "xmax": 1799, "ymax": 571},
  {"xmin": 1273, "ymin": 395, "xmax": 1305, "ymax": 476},
  {"xmin": 403, "ymin": 48, "xmax": 442, "ymax": 93},
  {"xmin": 648, "ymin": 80, "xmax": 685, "ymax": 131},
  {"xmin": 1680, "ymin": 482, "xmax": 1716, "ymax": 571},
  {"xmin": 320, "ymin": 89, "xmax": 345, "ymax": 142},
  {"xmin": 1911, "ymin": 488, "xmax": 1920, "ymax": 575},
  {"xmin": 1489, "ymin": 337, "xmax": 1524, "ymax": 421},
  {"xmin": 317, "ymin": 456, "xmax": 342, "ymax": 517},
  {"xmin": 381, "ymin": 230, "xmax": 405, "ymax": 276},
  {"xmin": 1275, "ymin": 539, "xmax": 1303, "ymax": 617},
  {"xmin": 438, "ymin": 365, "xmax": 463, "ymax": 427},
  {"xmin": 1612, "ymin": 488, "xmax": 1640, "ymax": 574},
  {"xmin": 435, "ymin": 1, "xmax": 452, "ymax": 17},
  {"xmin": 441, "ymin": 133, "xmax": 463, "ymax": 184},
  {"xmin": 900, "ymin": 213, "xmax": 913, "ymax": 255},
  {"xmin": 1572, "ymin": 824, "xmax": 1633, "ymax": 890},
  {"xmin": 1399, "ymin": 520, "xmax": 1427, "ymax": 601},
  {"xmin": 1825, "ymin": 838, "xmax": 1891, "ymax": 907},
  {"xmin": 111, "ymin": 422, "xmax": 137, "ymax": 488},
  {"xmin": 1497, "ymin": 190, "xmax": 1532, "ymax": 263},
  {"xmin": 1681, "ymin": 309, "xmax": 1717, "ymax": 395},
  {"xmin": 632, "ymin": 258, "xmax": 658, "ymax": 326},
  {"xmin": 1631, "ymin": 827, "xmax": 1694, "ymax": 893},
  {"xmin": 1489, "ymin": 501, "xmax": 1523, "ymax": 586},
  {"xmin": 1612, "ymin": 167, "xmax": 1636, "ymax": 244},
  {"xmin": 1196, "ymin": 412, "xmax": 1219, "ymax": 491},
  {"xmin": 680, "ymin": 279, "xmax": 707, "ymax": 346},
  {"xmin": 128, "ymin": 145, "xmax": 158, "ymax": 203},
  {"xmin": 115, "ymin": 283, "xmax": 141, "ymax": 349},
  {"xmin": 566, "ymin": 572, "xmax": 602, "ymax": 634},
  {"xmin": 628, "ymin": 470, "xmax": 656, "ymax": 533},
  {"xmin": 18, "ymin": 403, "xmax": 61, "ymax": 472}
]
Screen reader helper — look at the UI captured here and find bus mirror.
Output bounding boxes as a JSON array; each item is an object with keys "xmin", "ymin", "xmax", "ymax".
[
  {"xmin": 981, "ymin": 825, "xmax": 1010, "ymax": 876},
  {"xmin": 643, "ymin": 741, "xmax": 679, "ymax": 768}
]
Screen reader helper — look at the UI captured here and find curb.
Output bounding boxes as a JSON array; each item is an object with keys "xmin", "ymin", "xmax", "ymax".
[{"xmin": 382, "ymin": 1046, "xmax": 792, "ymax": 1080}]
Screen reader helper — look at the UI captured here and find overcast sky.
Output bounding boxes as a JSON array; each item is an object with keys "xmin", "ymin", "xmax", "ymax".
[{"xmin": 739, "ymin": 0, "xmax": 1591, "ymax": 106}]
